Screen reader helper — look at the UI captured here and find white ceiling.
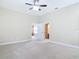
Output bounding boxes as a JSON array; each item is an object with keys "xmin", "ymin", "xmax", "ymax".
[{"xmin": 0, "ymin": 0, "xmax": 79, "ymax": 16}]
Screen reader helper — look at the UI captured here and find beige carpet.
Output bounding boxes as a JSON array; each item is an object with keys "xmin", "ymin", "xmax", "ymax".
[{"xmin": 0, "ymin": 40, "xmax": 79, "ymax": 59}]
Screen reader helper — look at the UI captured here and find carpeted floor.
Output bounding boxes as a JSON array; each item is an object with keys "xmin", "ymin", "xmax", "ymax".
[{"xmin": 0, "ymin": 40, "xmax": 79, "ymax": 59}]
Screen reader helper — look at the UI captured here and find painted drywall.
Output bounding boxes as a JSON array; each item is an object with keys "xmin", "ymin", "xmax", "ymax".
[
  {"xmin": 0, "ymin": 7, "xmax": 40, "ymax": 43},
  {"xmin": 40, "ymin": 3, "xmax": 79, "ymax": 45}
]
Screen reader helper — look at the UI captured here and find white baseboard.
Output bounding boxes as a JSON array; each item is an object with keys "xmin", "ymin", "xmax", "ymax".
[
  {"xmin": 0, "ymin": 39, "xmax": 79, "ymax": 49},
  {"xmin": 0, "ymin": 40, "xmax": 32, "ymax": 46},
  {"xmin": 50, "ymin": 41, "xmax": 79, "ymax": 49}
]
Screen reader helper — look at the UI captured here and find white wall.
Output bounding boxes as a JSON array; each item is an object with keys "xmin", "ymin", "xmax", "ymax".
[
  {"xmin": 1, "ymin": 3, "xmax": 79, "ymax": 45},
  {"xmin": 0, "ymin": 7, "xmax": 40, "ymax": 43},
  {"xmin": 40, "ymin": 3, "xmax": 79, "ymax": 45}
]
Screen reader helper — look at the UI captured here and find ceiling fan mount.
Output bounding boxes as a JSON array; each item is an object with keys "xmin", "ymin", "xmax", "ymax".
[{"xmin": 25, "ymin": 0, "xmax": 47, "ymax": 11}]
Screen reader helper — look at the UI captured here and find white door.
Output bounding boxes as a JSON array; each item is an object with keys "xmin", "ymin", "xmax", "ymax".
[{"xmin": 35, "ymin": 23, "xmax": 44, "ymax": 40}]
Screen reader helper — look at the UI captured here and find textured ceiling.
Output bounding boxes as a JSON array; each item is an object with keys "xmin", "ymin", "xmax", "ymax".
[{"xmin": 0, "ymin": 0, "xmax": 79, "ymax": 16}]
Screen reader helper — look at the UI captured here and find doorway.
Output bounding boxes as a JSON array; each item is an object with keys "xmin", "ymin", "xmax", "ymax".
[
  {"xmin": 45, "ymin": 23, "xmax": 50, "ymax": 39},
  {"xmin": 32, "ymin": 23, "xmax": 50, "ymax": 40}
]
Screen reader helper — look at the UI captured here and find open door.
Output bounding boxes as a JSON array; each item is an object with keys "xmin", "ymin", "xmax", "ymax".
[
  {"xmin": 45, "ymin": 23, "xmax": 50, "ymax": 39},
  {"xmin": 32, "ymin": 23, "xmax": 50, "ymax": 40}
]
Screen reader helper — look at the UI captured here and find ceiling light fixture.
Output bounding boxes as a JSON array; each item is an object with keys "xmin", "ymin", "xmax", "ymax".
[
  {"xmin": 33, "ymin": 6, "xmax": 40, "ymax": 11},
  {"xmin": 25, "ymin": 0, "xmax": 47, "ymax": 11}
]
